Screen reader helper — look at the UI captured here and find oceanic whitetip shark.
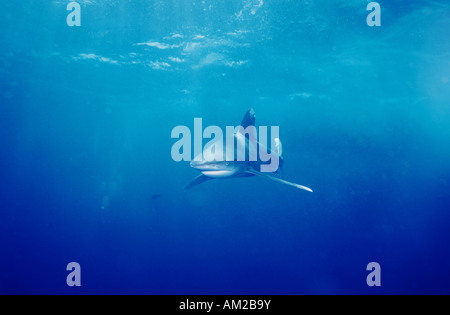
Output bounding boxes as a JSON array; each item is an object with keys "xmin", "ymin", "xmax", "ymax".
[{"xmin": 183, "ymin": 109, "xmax": 313, "ymax": 192}]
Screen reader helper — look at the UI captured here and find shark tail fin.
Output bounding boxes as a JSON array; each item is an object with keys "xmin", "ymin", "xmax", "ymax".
[
  {"xmin": 274, "ymin": 138, "xmax": 284, "ymax": 179},
  {"xmin": 274, "ymin": 138, "xmax": 283, "ymax": 157}
]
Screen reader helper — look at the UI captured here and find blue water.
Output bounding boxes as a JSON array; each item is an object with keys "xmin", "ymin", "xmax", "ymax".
[{"xmin": 1, "ymin": 1, "xmax": 450, "ymax": 295}]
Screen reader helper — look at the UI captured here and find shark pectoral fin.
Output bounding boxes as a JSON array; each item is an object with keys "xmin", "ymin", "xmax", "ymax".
[
  {"xmin": 246, "ymin": 168, "xmax": 313, "ymax": 193},
  {"xmin": 183, "ymin": 174, "xmax": 214, "ymax": 191}
]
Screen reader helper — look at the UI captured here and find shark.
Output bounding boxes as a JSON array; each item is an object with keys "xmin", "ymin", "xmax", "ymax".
[{"xmin": 183, "ymin": 109, "xmax": 313, "ymax": 193}]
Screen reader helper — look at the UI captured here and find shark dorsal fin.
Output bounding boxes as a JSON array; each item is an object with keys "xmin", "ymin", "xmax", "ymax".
[{"xmin": 241, "ymin": 108, "xmax": 256, "ymax": 129}]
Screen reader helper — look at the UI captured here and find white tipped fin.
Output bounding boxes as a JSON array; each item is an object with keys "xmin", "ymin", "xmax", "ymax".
[
  {"xmin": 183, "ymin": 174, "xmax": 214, "ymax": 191},
  {"xmin": 247, "ymin": 168, "xmax": 313, "ymax": 193},
  {"xmin": 274, "ymin": 138, "xmax": 283, "ymax": 157}
]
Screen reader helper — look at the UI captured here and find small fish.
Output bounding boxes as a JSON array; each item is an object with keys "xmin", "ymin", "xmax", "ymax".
[{"xmin": 152, "ymin": 194, "xmax": 161, "ymax": 200}]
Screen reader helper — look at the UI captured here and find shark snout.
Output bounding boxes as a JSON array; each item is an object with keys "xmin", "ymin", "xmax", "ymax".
[
  {"xmin": 191, "ymin": 160, "xmax": 233, "ymax": 172},
  {"xmin": 190, "ymin": 160, "xmax": 202, "ymax": 168},
  {"xmin": 190, "ymin": 160, "xmax": 212, "ymax": 170}
]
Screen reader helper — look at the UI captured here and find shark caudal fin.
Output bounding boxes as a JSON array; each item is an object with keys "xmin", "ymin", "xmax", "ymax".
[
  {"xmin": 273, "ymin": 138, "xmax": 285, "ymax": 179},
  {"xmin": 274, "ymin": 138, "xmax": 283, "ymax": 157},
  {"xmin": 247, "ymin": 168, "xmax": 313, "ymax": 193}
]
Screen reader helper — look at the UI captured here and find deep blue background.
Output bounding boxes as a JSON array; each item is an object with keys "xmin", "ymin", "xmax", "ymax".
[{"xmin": 1, "ymin": 1, "xmax": 450, "ymax": 294}]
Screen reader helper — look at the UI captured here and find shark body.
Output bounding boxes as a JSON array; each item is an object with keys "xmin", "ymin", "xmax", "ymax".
[{"xmin": 184, "ymin": 109, "xmax": 313, "ymax": 192}]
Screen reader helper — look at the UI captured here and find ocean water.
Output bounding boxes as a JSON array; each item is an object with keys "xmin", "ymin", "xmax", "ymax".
[{"xmin": 1, "ymin": 0, "xmax": 450, "ymax": 295}]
